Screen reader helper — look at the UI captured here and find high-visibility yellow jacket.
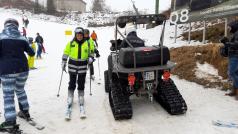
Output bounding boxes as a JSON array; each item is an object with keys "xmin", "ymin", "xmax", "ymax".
[
  {"xmin": 85, "ymin": 38, "xmax": 95, "ymax": 55},
  {"xmin": 62, "ymin": 39, "xmax": 95, "ymax": 74},
  {"xmin": 28, "ymin": 42, "xmax": 36, "ymax": 69}
]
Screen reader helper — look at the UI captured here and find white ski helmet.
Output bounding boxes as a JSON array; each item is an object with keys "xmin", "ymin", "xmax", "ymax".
[{"xmin": 125, "ymin": 23, "xmax": 136, "ymax": 36}]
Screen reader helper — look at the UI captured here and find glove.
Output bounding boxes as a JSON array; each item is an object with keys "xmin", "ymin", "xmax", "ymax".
[
  {"xmin": 88, "ymin": 57, "xmax": 94, "ymax": 65},
  {"xmin": 95, "ymin": 49, "xmax": 100, "ymax": 58},
  {"xmin": 220, "ymin": 37, "xmax": 229, "ymax": 44},
  {"xmin": 61, "ymin": 61, "xmax": 66, "ymax": 71}
]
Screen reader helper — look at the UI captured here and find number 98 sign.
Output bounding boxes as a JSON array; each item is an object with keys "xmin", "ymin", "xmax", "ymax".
[{"xmin": 170, "ymin": 9, "xmax": 189, "ymax": 24}]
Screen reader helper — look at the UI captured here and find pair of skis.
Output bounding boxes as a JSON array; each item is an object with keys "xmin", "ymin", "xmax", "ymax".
[{"xmin": 65, "ymin": 103, "xmax": 86, "ymax": 121}]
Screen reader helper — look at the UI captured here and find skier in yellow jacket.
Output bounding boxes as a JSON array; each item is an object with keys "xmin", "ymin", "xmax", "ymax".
[
  {"xmin": 62, "ymin": 27, "xmax": 95, "ymax": 119},
  {"xmin": 27, "ymin": 37, "xmax": 36, "ymax": 69}
]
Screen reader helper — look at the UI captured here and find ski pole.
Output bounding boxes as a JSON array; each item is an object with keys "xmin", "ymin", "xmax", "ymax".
[
  {"xmin": 89, "ymin": 64, "xmax": 92, "ymax": 96},
  {"xmin": 57, "ymin": 70, "xmax": 64, "ymax": 97},
  {"xmin": 98, "ymin": 57, "xmax": 101, "ymax": 80}
]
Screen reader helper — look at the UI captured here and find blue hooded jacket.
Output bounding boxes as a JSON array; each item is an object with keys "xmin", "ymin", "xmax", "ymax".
[{"xmin": 0, "ymin": 23, "xmax": 35, "ymax": 75}]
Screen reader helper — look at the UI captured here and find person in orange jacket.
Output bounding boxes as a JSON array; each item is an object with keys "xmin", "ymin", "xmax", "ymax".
[{"xmin": 90, "ymin": 30, "xmax": 98, "ymax": 48}]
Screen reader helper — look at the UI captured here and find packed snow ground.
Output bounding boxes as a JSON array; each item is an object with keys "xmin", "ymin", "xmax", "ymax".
[{"xmin": 0, "ymin": 9, "xmax": 238, "ymax": 134}]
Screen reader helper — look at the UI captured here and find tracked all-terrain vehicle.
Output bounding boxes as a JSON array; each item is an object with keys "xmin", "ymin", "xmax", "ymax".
[{"xmin": 104, "ymin": 14, "xmax": 187, "ymax": 120}]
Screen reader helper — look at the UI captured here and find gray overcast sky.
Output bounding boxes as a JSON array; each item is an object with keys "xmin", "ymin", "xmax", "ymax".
[{"xmin": 84, "ymin": 0, "xmax": 171, "ymax": 13}]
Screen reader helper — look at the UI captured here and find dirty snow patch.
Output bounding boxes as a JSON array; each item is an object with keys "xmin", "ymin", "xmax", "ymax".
[{"xmin": 195, "ymin": 62, "xmax": 222, "ymax": 81}]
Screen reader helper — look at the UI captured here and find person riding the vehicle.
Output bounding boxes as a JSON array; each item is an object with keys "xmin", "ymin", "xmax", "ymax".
[{"xmin": 120, "ymin": 24, "xmax": 145, "ymax": 48}]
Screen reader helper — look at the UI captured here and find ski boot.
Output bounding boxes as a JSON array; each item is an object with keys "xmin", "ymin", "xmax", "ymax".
[
  {"xmin": 18, "ymin": 110, "xmax": 31, "ymax": 121},
  {"xmin": 78, "ymin": 90, "xmax": 86, "ymax": 119},
  {"xmin": 67, "ymin": 90, "xmax": 74, "ymax": 105},
  {"xmin": 18, "ymin": 110, "xmax": 38, "ymax": 127},
  {"xmin": 65, "ymin": 90, "xmax": 74, "ymax": 120},
  {"xmin": 0, "ymin": 120, "xmax": 21, "ymax": 134},
  {"xmin": 236, "ymin": 89, "xmax": 238, "ymax": 100},
  {"xmin": 225, "ymin": 88, "xmax": 236, "ymax": 96}
]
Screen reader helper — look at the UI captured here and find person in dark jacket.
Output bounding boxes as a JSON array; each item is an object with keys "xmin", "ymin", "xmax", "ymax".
[
  {"xmin": 0, "ymin": 18, "xmax": 35, "ymax": 131},
  {"xmin": 221, "ymin": 20, "xmax": 238, "ymax": 100},
  {"xmin": 120, "ymin": 24, "xmax": 145, "ymax": 48},
  {"xmin": 22, "ymin": 16, "xmax": 29, "ymax": 28},
  {"xmin": 35, "ymin": 32, "xmax": 44, "ymax": 58}
]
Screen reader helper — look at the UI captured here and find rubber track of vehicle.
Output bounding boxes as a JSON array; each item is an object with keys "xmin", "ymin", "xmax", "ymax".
[
  {"xmin": 109, "ymin": 82, "xmax": 133, "ymax": 120},
  {"xmin": 155, "ymin": 79, "xmax": 187, "ymax": 115},
  {"xmin": 104, "ymin": 70, "xmax": 110, "ymax": 93}
]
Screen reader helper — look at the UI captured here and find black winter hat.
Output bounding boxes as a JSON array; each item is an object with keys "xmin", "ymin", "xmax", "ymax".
[
  {"xmin": 84, "ymin": 29, "xmax": 90, "ymax": 34},
  {"xmin": 229, "ymin": 20, "xmax": 238, "ymax": 33}
]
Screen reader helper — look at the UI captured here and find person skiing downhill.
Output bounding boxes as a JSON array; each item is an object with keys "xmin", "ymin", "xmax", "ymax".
[
  {"xmin": 62, "ymin": 27, "xmax": 94, "ymax": 119},
  {"xmin": 0, "ymin": 18, "xmax": 35, "ymax": 132},
  {"xmin": 84, "ymin": 29, "xmax": 100, "ymax": 80}
]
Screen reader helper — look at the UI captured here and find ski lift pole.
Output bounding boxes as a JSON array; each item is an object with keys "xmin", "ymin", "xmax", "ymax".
[{"xmin": 155, "ymin": 0, "xmax": 159, "ymax": 14}]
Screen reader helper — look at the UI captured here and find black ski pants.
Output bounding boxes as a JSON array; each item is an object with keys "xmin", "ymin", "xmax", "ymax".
[{"xmin": 68, "ymin": 73, "xmax": 86, "ymax": 91}]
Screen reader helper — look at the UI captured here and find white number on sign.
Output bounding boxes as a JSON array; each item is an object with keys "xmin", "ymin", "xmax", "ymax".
[
  {"xmin": 170, "ymin": 9, "xmax": 189, "ymax": 24},
  {"xmin": 180, "ymin": 9, "xmax": 189, "ymax": 23}
]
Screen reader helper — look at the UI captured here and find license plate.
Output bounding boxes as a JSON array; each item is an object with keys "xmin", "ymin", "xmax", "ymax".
[{"xmin": 144, "ymin": 71, "xmax": 155, "ymax": 81}]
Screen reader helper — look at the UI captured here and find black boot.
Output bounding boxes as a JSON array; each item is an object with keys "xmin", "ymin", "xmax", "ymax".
[
  {"xmin": 0, "ymin": 120, "xmax": 18, "ymax": 132},
  {"xmin": 225, "ymin": 88, "xmax": 236, "ymax": 96},
  {"xmin": 236, "ymin": 90, "xmax": 238, "ymax": 100},
  {"xmin": 18, "ymin": 110, "xmax": 31, "ymax": 121}
]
